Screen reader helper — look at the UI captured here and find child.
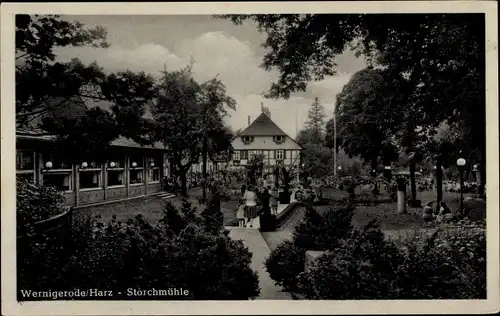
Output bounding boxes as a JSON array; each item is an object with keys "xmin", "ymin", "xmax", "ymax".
[
  {"xmin": 236, "ymin": 201, "xmax": 245, "ymax": 227},
  {"xmin": 270, "ymin": 186, "xmax": 279, "ymax": 215}
]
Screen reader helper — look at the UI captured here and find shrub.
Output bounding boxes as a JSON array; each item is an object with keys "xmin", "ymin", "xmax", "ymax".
[
  {"xmin": 265, "ymin": 206, "xmax": 355, "ymax": 292},
  {"xmin": 17, "ymin": 179, "xmax": 66, "ymax": 233},
  {"xmin": 265, "ymin": 201, "xmax": 486, "ymax": 299},
  {"xmin": 295, "ymin": 223, "xmax": 486, "ymax": 299},
  {"xmin": 394, "ymin": 227, "xmax": 486, "ymax": 299},
  {"xmin": 296, "ymin": 221, "xmax": 404, "ymax": 299},
  {"xmin": 265, "ymin": 240, "xmax": 305, "ymax": 292},
  {"xmin": 18, "ymin": 199, "xmax": 260, "ymax": 300}
]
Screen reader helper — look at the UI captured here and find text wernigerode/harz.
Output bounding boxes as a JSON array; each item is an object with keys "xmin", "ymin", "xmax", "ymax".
[{"xmin": 20, "ymin": 288, "xmax": 189, "ymax": 299}]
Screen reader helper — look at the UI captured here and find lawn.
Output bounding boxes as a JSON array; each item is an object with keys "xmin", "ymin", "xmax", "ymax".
[
  {"xmin": 72, "ymin": 188, "xmax": 240, "ymax": 226},
  {"xmin": 262, "ymin": 189, "xmax": 485, "ymax": 251}
]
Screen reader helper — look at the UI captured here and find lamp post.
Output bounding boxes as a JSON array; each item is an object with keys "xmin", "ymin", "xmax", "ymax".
[
  {"xmin": 456, "ymin": 158, "xmax": 466, "ymax": 214},
  {"xmin": 384, "ymin": 165, "xmax": 392, "ymax": 180}
]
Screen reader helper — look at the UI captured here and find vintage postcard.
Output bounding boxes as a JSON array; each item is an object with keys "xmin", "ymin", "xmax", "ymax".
[{"xmin": 1, "ymin": 1, "xmax": 499, "ymax": 315}]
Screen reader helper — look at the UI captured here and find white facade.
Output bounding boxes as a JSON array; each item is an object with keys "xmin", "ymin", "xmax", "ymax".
[
  {"xmin": 189, "ymin": 111, "xmax": 303, "ymax": 175},
  {"xmin": 229, "ymin": 135, "xmax": 302, "ymax": 170}
]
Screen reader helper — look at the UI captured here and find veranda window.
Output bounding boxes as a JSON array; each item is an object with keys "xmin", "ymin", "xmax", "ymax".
[
  {"xmin": 147, "ymin": 156, "xmax": 161, "ymax": 184},
  {"xmin": 41, "ymin": 152, "xmax": 73, "ymax": 191},
  {"xmin": 107, "ymin": 156, "xmax": 125, "ymax": 187},
  {"xmin": 129, "ymin": 155, "xmax": 144, "ymax": 185},
  {"xmin": 79, "ymin": 161, "xmax": 102, "ymax": 190},
  {"xmin": 16, "ymin": 150, "xmax": 35, "ymax": 183}
]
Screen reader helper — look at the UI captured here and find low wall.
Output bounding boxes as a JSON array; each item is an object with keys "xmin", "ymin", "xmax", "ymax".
[
  {"xmin": 80, "ymin": 189, "xmax": 105, "ymax": 205},
  {"xmin": 62, "ymin": 183, "xmax": 164, "ymax": 207},
  {"xmin": 107, "ymin": 186, "xmax": 127, "ymax": 201},
  {"xmin": 275, "ymin": 201, "xmax": 307, "ymax": 229}
]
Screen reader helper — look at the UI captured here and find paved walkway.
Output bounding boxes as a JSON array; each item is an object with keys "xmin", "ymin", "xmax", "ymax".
[{"xmin": 227, "ymin": 227, "xmax": 291, "ymax": 300}]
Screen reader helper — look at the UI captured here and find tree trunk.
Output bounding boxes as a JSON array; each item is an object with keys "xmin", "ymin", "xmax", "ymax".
[
  {"xmin": 202, "ymin": 136, "xmax": 208, "ymax": 201},
  {"xmin": 396, "ymin": 178, "xmax": 407, "ymax": 214},
  {"xmin": 409, "ymin": 160, "xmax": 417, "ymax": 201},
  {"xmin": 435, "ymin": 156, "xmax": 443, "ymax": 213},
  {"xmin": 179, "ymin": 170, "xmax": 188, "ymax": 197}
]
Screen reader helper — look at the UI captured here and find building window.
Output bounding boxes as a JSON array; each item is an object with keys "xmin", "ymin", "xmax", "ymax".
[
  {"xmin": 41, "ymin": 152, "xmax": 72, "ymax": 191},
  {"xmin": 16, "ymin": 150, "xmax": 35, "ymax": 183},
  {"xmin": 129, "ymin": 155, "xmax": 144, "ymax": 185},
  {"xmin": 248, "ymin": 150, "xmax": 260, "ymax": 160},
  {"xmin": 232, "ymin": 151, "xmax": 240, "ymax": 161},
  {"xmin": 80, "ymin": 168, "xmax": 102, "ymax": 189},
  {"xmin": 147, "ymin": 157, "xmax": 161, "ymax": 184},
  {"xmin": 240, "ymin": 150, "xmax": 248, "ymax": 160},
  {"xmin": 274, "ymin": 135, "xmax": 285, "ymax": 143},
  {"xmin": 275, "ymin": 150, "xmax": 284, "ymax": 160},
  {"xmin": 107, "ymin": 156, "xmax": 125, "ymax": 187},
  {"xmin": 242, "ymin": 136, "xmax": 254, "ymax": 144},
  {"xmin": 43, "ymin": 172, "xmax": 72, "ymax": 191}
]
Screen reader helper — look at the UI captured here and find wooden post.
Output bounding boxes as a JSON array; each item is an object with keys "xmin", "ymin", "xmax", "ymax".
[
  {"xmin": 75, "ymin": 164, "xmax": 80, "ymax": 206},
  {"xmin": 103, "ymin": 162, "xmax": 108, "ymax": 200},
  {"xmin": 125, "ymin": 155, "xmax": 130, "ymax": 197},
  {"xmin": 144, "ymin": 155, "xmax": 148, "ymax": 195},
  {"xmin": 36, "ymin": 152, "xmax": 43, "ymax": 185}
]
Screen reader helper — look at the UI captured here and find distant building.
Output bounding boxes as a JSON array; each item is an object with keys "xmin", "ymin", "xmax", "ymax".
[
  {"xmin": 16, "ymin": 96, "xmax": 170, "ymax": 207},
  {"xmin": 229, "ymin": 108, "xmax": 303, "ymax": 173}
]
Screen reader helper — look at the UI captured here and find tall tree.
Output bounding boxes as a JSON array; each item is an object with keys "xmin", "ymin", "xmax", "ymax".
[
  {"xmin": 304, "ymin": 97, "xmax": 326, "ymax": 144},
  {"xmin": 153, "ymin": 65, "xmax": 203, "ymax": 196},
  {"xmin": 297, "ymin": 128, "xmax": 334, "ymax": 179},
  {"xmin": 153, "ymin": 65, "xmax": 235, "ymax": 197},
  {"xmin": 331, "ymin": 68, "xmax": 400, "ymax": 172},
  {"xmin": 198, "ymin": 78, "xmax": 236, "ymax": 201}
]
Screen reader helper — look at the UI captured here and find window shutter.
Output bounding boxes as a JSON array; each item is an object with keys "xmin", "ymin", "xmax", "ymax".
[
  {"xmin": 283, "ymin": 150, "xmax": 287, "ymax": 159},
  {"xmin": 272, "ymin": 150, "xmax": 275, "ymax": 159}
]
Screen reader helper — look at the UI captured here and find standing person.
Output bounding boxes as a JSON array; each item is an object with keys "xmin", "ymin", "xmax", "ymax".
[
  {"xmin": 270, "ymin": 186, "xmax": 279, "ymax": 215},
  {"xmin": 261, "ymin": 186, "xmax": 271, "ymax": 215},
  {"xmin": 236, "ymin": 201, "xmax": 245, "ymax": 227},
  {"xmin": 240, "ymin": 184, "xmax": 247, "ymax": 198},
  {"xmin": 243, "ymin": 185, "xmax": 257, "ymax": 224}
]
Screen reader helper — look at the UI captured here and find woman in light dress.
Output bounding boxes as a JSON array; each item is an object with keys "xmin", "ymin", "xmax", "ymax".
[{"xmin": 243, "ymin": 185, "xmax": 257, "ymax": 225}]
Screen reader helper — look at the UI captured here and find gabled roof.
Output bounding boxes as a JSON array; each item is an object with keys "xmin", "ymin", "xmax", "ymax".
[
  {"xmin": 239, "ymin": 112, "xmax": 287, "ymax": 137},
  {"xmin": 17, "ymin": 95, "xmax": 88, "ymax": 135}
]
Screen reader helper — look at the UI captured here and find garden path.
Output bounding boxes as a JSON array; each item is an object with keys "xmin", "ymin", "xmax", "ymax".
[{"xmin": 227, "ymin": 227, "xmax": 291, "ymax": 300}]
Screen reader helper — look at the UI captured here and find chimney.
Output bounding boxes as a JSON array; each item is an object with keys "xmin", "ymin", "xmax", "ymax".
[{"xmin": 248, "ymin": 115, "xmax": 251, "ymax": 126}]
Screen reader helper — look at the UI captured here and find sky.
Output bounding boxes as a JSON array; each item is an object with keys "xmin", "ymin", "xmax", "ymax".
[{"xmin": 55, "ymin": 15, "xmax": 368, "ymax": 137}]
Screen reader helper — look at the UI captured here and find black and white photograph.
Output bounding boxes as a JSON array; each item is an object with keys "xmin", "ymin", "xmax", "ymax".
[{"xmin": 1, "ymin": 2, "xmax": 499, "ymax": 315}]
